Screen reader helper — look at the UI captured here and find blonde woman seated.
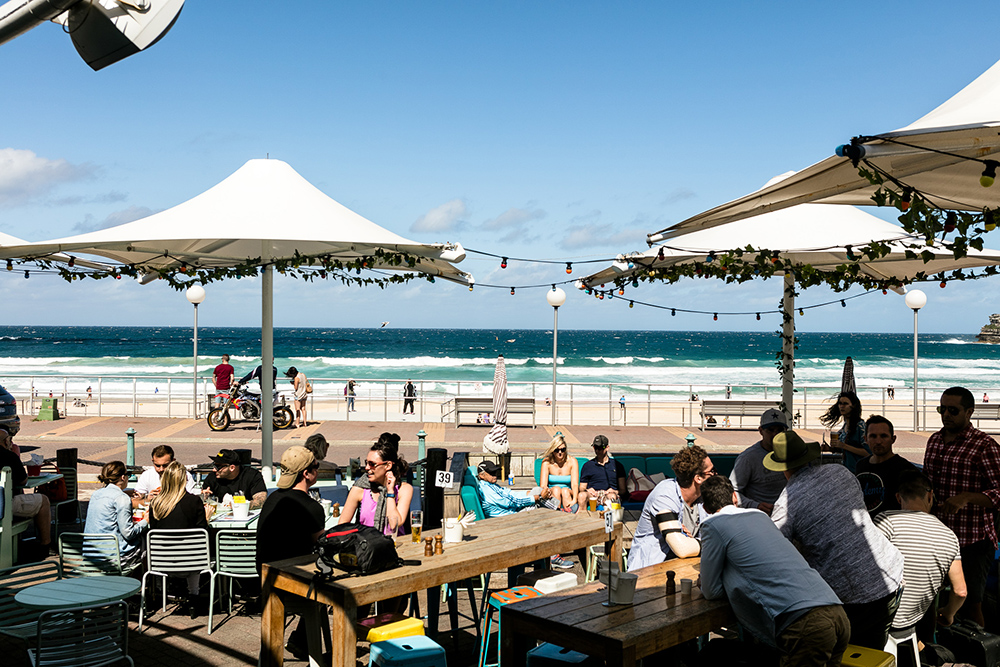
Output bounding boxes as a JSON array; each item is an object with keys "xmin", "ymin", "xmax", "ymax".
[
  {"xmin": 539, "ymin": 433, "xmax": 579, "ymax": 512},
  {"xmin": 148, "ymin": 461, "xmax": 209, "ymax": 617}
]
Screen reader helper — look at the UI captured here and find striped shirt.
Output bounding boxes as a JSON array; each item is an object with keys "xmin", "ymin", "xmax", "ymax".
[
  {"xmin": 924, "ymin": 424, "xmax": 1000, "ymax": 547},
  {"xmin": 873, "ymin": 510, "xmax": 961, "ymax": 628}
]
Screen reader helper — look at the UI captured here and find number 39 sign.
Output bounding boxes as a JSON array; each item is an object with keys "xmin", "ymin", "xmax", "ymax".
[{"xmin": 435, "ymin": 470, "xmax": 455, "ymax": 489}]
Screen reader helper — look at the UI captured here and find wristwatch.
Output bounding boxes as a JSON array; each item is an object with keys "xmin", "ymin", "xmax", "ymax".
[{"xmin": 386, "ymin": 492, "xmax": 396, "ymax": 498}]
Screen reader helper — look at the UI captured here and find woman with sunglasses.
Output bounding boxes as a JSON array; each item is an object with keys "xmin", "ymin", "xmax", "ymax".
[
  {"xmin": 539, "ymin": 433, "xmax": 579, "ymax": 512},
  {"xmin": 340, "ymin": 432, "xmax": 413, "ymax": 536},
  {"xmin": 820, "ymin": 391, "xmax": 870, "ymax": 473}
]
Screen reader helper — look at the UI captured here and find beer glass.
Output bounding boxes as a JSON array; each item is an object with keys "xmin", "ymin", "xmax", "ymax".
[{"xmin": 411, "ymin": 510, "xmax": 423, "ymax": 542}]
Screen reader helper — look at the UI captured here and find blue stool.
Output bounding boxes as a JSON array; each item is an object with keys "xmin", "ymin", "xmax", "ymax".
[
  {"xmin": 370, "ymin": 635, "xmax": 447, "ymax": 667},
  {"xmin": 527, "ymin": 643, "xmax": 600, "ymax": 666},
  {"xmin": 478, "ymin": 586, "xmax": 543, "ymax": 667}
]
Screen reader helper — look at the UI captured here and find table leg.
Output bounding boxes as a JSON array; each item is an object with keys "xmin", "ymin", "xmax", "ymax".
[
  {"xmin": 426, "ymin": 585, "xmax": 440, "ymax": 635},
  {"xmin": 606, "ymin": 645, "xmax": 636, "ymax": 667},
  {"xmin": 328, "ymin": 593, "xmax": 357, "ymax": 667},
  {"xmin": 500, "ymin": 615, "xmax": 533, "ymax": 667},
  {"xmin": 304, "ymin": 602, "xmax": 326, "ymax": 667},
  {"xmin": 261, "ymin": 585, "xmax": 285, "ymax": 667},
  {"xmin": 608, "ymin": 524, "xmax": 622, "ymax": 570}
]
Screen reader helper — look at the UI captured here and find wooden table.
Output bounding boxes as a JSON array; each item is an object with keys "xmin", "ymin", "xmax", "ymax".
[
  {"xmin": 260, "ymin": 510, "xmax": 622, "ymax": 667},
  {"xmin": 501, "ymin": 558, "xmax": 736, "ymax": 667},
  {"xmin": 15, "ymin": 575, "xmax": 140, "ymax": 610},
  {"xmin": 22, "ymin": 473, "xmax": 63, "ymax": 489}
]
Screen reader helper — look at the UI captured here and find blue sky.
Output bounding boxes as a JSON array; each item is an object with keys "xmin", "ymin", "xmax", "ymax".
[{"xmin": 1, "ymin": 1, "xmax": 997, "ymax": 333}]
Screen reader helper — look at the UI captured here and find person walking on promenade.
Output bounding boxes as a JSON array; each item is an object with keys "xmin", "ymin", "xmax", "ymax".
[
  {"xmin": 403, "ymin": 379, "xmax": 416, "ymax": 415},
  {"xmin": 213, "ymin": 354, "xmax": 234, "ymax": 406},
  {"xmin": 820, "ymin": 391, "xmax": 870, "ymax": 473},
  {"xmin": 285, "ymin": 366, "xmax": 308, "ymax": 428},
  {"xmin": 730, "ymin": 409, "xmax": 788, "ymax": 515},
  {"xmin": 923, "ymin": 386, "xmax": 1000, "ymax": 627},
  {"xmin": 619, "ymin": 395, "xmax": 626, "ymax": 421},
  {"xmin": 345, "ymin": 379, "xmax": 356, "ymax": 412}
]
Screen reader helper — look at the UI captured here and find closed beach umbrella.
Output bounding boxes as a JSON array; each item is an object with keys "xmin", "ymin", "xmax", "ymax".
[
  {"xmin": 0, "ymin": 159, "xmax": 473, "ymax": 481},
  {"xmin": 841, "ymin": 357, "xmax": 857, "ymax": 395},
  {"xmin": 483, "ymin": 355, "xmax": 510, "ymax": 463}
]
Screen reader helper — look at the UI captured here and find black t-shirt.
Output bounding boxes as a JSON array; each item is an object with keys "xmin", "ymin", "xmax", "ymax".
[
  {"xmin": 203, "ymin": 466, "xmax": 267, "ymax": 500},
  {"xmin": 0, "ymin": 446, "xmax": 26, "ymax": 494},
  {"xmin": 580, "ymin": 458, "xmax": 627, "ymax": 494},
  {"xmin": 149, "ymin": 493, "xmax": 210, "ymax": 530},
  {"xmin": 856, "ymin": 454, "xmax": 918, "ymax": 516},
  {"xmin": 256, "ymin": 488, "xmax": 326, "ymax": 575}
]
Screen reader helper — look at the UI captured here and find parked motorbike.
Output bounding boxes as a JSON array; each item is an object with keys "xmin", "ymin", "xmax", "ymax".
[{"xmin": 207, "ymin": 381, "xmax": 294, "ymax": 431}]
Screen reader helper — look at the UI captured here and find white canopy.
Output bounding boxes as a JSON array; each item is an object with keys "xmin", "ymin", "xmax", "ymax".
[
  {"xmin": 653, "ymin": 58, "xmax": 1000, "ymax": 241},
  {"xmin": 0, "ymin": 158, "xmax": 473, "ymax": 479}
]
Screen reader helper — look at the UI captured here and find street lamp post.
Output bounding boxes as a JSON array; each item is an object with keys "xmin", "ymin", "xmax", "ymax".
[
  {"xmin": 546, "ymin": 287, "xmax": 567, "ymax": 426},
  {"xmin": 904, "ymin": 289, "xmax": 927, "ymax": 431},
  {"xmin": 186, "ymin": 285, "xmax": 206, "ymax": 418}
]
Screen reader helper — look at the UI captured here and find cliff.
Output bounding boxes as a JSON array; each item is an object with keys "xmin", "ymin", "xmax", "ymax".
[{"xmin": 978, "ymin": 314, "xmax": 1000, "ymax": 343}]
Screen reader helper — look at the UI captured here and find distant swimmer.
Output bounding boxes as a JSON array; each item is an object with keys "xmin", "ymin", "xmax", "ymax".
[
  {"xmin": 506, "ymin": 339, "xmax": 515, "ymax": 343},
  {"xmin": 380, "ymin": 321, "xmax": 389, "ymax": 328}
]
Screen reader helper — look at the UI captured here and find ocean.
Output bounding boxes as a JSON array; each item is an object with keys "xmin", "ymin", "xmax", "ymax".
[{"xmin": 0, "ymin": 327, "xmax": 999, "ymax": 402}]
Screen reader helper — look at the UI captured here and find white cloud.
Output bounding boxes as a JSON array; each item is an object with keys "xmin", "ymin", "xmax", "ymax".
[
  {"xmin": 0, "ymin": 148, "xmax": 96, "ymax": 206},
  {"xmin": 481, "ymin": 207, "xmax": 546, "ymax": 230},
  {"xmin": 560, "ymin": 223, "xmax": 646, "ymax": 250},
  {"xmin": 73, "ymin": 205, "xmax": 155, "ymax": 233},
  {"xmin": 411, "ymin": 199, "xmax": 468, "ymax": 233}
]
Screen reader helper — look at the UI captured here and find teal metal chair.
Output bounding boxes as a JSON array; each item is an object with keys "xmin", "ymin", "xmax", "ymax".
[
  {"xmin": 0, "ymin": 560, "xmax": 61, "ymax": 643},
  {"xmin": 460, "ymin": 468, "xmax": 486, "ymax": 521},
  {"xmin": 29, "ymin": 600, "xmax": 132, "ymax": 667},
  {"xmin": 139, "ymin": 528, "xmax": 216, "ymax": 634},
  {"xmin": 58, "ymin": 533, "xmax": 137, "ymax": 578},
  {"xmin": 214, "ymin": 529, "xmax": 258, "ymax": 616}
]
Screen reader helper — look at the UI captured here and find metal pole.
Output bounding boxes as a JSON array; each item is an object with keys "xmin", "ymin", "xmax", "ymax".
[
  {"xmin": 192, "ymin": 302, "xmax": 199, "ymax": 419},
  {"xmin": 551, "ymin": 305, "xmax": 559, "ymax": 425},
  {"xmin": 126, "ymin": 427, "xmax": 136, "ymax": 481},
  {"xmin": 417, "ymin": 429, "xmax": 427, "ymax": 493},
  {"xmin": 261, "ymin": 263, "xmax": 274, "ymax": 481},
  {"xmin": 913, "ymin": 309, "xmax": 919, "ymax": 431},
  {"xmin": 781, "ymin": 273, "xmax": 795, "ymax": 424}
]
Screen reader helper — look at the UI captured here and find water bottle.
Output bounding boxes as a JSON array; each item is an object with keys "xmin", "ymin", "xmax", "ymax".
[{"xmin": 508, "ymin": 472, "xmax": 514, "ymax": 486}]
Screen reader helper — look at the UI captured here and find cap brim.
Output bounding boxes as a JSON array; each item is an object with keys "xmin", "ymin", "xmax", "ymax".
[
  {"xmin": 762, "ymin": 441, "xmax": 820, "ymax": 471},
  {"xmin": 276, "ymin": 472, "xmax": 296, "ymax": 489}
]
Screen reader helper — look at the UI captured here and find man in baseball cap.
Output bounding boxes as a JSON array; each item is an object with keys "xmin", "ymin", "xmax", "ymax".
[
  {"xmin": 476, "ymin": 460, "xmax": 541, "ymax": 517},
  {"xmin": 768, "ymin": 430, "xmax": 905, "ymax": 651},
  {"xmin": 201, "ymin": 448, "xmax": 268, "ymax": 509},
  {"xmin": 729, "ymin": 409, "xmax": 788, "ymax": 515},
  {"xmin": 579, "ymin": 434, "xmax": 627, "ymax": 508},
  {"xmin": 277, "ymin": 446, "xmax": 317, "ymax": 489}
]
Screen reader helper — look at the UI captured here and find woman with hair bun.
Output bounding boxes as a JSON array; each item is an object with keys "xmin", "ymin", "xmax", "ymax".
[
  {"xmin": 339, "ymin": 432, "xmax": 413, "ymax": 536},
  {"xmin": 84, "ymin": 460, "xmax": 148, "ymax": 570}
]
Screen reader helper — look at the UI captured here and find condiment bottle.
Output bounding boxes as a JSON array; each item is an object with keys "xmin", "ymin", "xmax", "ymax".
[
  {"xmin": 424, "ymin": 536, "xmax": 434, "ymax": 557},
  {"xmin": 434, "ymin": 534, "xmax": 443, "ymax": 555},
  {"xmin": 666, "ymin": 571, "xmax": 676, "ymax": 595}
]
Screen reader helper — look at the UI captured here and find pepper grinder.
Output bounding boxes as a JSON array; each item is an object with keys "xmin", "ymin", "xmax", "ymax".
[
  {"xmin": 666, "ymin": 571, "xmax": 676, "ymax": 595},
  {"xmin": 434, "ymin": 534, "xmax": 444, "ymax": 555},
  {"xmin": 332, "ymin": 503, "xmax": 340, "ymax": 518},
  {"xmin": 424, "ymin": 536, "xmax": 434, "ymax": 557}
]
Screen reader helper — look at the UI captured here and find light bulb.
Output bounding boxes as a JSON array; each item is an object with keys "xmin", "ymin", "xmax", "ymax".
[
  {"xmin": 629, "ymin": 301, "xmax": 634, "ymax": 309},
  {"xmin": 982, "ymin": 161, "xmax": 998, "ymax": 188},
  {"xmin": 500, "ymin": 257, "xmax": 507, "ymax": 269},
  {"xmin": 565, "ymin": 263, "xmax": 572, "ymax": 274}
]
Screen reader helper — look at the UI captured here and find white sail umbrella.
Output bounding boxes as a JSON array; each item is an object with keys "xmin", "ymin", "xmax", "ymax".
[
  {"xmin": 581, "ymin": 202, "xmax": 1000, "ymax": 418},
  {"xmin": 483, "ymin": 355, "xmax": 510, "ymax": 476},
  {"xmin": 0, "ymin": 158, "xmax": 474, "ymax": 480},
  {"xmin": 652, "ymin": 57, "xmax": 1000, "ymax": 242}
]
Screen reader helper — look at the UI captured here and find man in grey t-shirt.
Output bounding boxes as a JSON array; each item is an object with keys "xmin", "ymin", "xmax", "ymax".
[
  {"xmin": 730, "ymin": 408, "xmax": 788, "ymax": 515},
  {"xmin": 768, "ymin": 430, "xmax": 904, "ymax": 651}
]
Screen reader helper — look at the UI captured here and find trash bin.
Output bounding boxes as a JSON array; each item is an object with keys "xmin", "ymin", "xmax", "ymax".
[{"xmin": 38, "ymin": 397, "xmax": 60, "ymax": 421}]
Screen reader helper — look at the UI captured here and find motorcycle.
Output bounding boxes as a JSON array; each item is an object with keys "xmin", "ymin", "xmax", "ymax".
[{"xmin": 207, "ymin": 381, "xmax": 294, "ymax": 431}]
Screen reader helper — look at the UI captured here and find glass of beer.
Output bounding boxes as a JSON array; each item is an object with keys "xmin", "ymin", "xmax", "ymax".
[
  {"xmin": 411, "ymin": 510, "xmax": 423, "ymax": 543},
  {"xmin": 588, "ymin": 497, "xmax": 598, "ymax": 512}
]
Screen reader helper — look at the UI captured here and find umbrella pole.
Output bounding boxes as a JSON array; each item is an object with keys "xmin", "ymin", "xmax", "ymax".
[
  {"xmin": 262, "ymin": 262, "xmax": 274, "ymax": 482},
  {"xmin": 781, "ymin": 274, "xmax": 795, "ymax": 424}
]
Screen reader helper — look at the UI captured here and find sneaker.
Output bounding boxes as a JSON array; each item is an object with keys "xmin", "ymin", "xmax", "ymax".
[{"xmin": 550, "ymin": 555, "xmax": 573, "ymax": 569}]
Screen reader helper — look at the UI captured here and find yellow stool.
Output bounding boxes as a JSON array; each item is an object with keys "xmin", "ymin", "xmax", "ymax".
[
  {"xmin": 357, "ymin": 612, "xmax": 425, "ymax": 642},
  {"xmin": 840, "ymin": 644, "xmax": 895, "ymax": 667}
]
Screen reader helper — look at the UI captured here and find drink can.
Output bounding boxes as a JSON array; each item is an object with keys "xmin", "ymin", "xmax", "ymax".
[{"xmin": 508, "ymin": 474, "xmax": 514, "ymax": 486}]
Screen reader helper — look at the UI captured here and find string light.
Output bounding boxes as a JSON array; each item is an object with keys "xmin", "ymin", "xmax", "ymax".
[
  {"xmin": 469, "ymin": 284, "xmax": 473, "ymax": 291},
  {"xmin": 565, "ymin": 262, "xmax": 572, "ymax": 274},
  {"xmin": 900, "ymin": 188, "xmax": 912, "ymax": 211},
  {"xmin": 713, "ymin": 313, "xmax": 718, "ymax": 321},
  {"xmin": 940, "ymin": 281, "xmax": 947, "ymax": 288},
  {"xmin": 510, "ymin": 287, "xmax": 515, "ymax": 295},
  {"xmin": 500, "ymin": 257, "xmax": 507, "ymax": 269},
  {"xmin": 23, "ymin": 270, "xmax": 28, "ymax": 279},
  {"xmin": 845, "ymin": 245, "xmax": 856, "ymax": 261},
  {"xmin": 671, "ymin": 309, "xmax": 676, "ymax": 316},
  {"xmin": 427, "ymin": 276, "xmax": 435, "ymax": 283},
  {"xmin": 657, "ymin": 248, "xmax": 665, "ymax": 261},
  {"xmin": 756, "ymin": 313, "xmax": 761, "ymax": 320},
  {"xmin": 982, "ymin": 160, "xmax": 998, "ymax": 188},
  {"xmin": 841, "ymin": 300, "xmax": 846, "ymax": 307},
  {"xmin": 68, "ymin": 257, "xmax": 75, "ymax": 268},
  {"xmin": 882, "ymin": 289, "xmax": 888, "ymax": 295},
  {"xmin": 799, "ymin": 308, "xmax": 804, "ymax": 316},
  {"xmin": 618, "ymin": 288, "xmax": 624, "ymax": 295},
  {"xmin": 5, "ymin": 260, "xmax": 10, "ymax": 271},
  {"xmin": 631, "ymin": 279, "xmax": 639, "ymax": 288},
  {"xmin": 629, "ymin": 301, "xmax": 634, "ymax": 308},
  {"xmin": 706, "ymin": 251, "xmax": 716, "ymax": 262},
  {"xmin": 944, "ymin": 212, "xmax": 957, "ymax": 234},
  {"xmin": 986, "ymin": 210, "xmax": 997, "ymax": 232}
]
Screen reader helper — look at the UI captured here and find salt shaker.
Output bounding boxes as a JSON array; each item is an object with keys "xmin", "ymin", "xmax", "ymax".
[
  {"xmin": 666, "ymin": 571, "xmax": 676, "ymax": 595},
  {"xmin": 424, "ymin": 536, "xmax": 434, "ymax": 557},
  {"xmin": 434, "ymin": 534, "xmax": 444, "ymax": 555}
]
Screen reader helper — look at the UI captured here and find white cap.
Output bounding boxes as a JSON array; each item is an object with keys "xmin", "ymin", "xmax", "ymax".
[{"xmin": 760, "ymin": 409, "xmax": 788, "ymax": 429}]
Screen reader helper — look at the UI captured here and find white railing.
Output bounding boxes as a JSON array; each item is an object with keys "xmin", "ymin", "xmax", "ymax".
[{"xmin": 7, "ymin": 373, "xmax": 980, "ymax": 431}]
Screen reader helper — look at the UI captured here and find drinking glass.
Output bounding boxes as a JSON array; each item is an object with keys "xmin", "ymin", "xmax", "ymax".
[{"xmin": 410, "ymin": 510, "xmax": 423, "ymax": 543}]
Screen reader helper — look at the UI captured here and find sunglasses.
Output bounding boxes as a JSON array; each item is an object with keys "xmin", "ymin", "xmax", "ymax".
[
  {"xmin": 593, "ymin": 444, "xmax": 608, "ymax": 450},
  {"xmin": 364, "ymin": 460, "xmax": 388, "ymax": 469},
  {"xmin": 936, "ymin": 405, "xmax": 963, "ymax": 416},
  {"xmin": 554, "ymin": 447, "xmax": 567, "ymax": 454}
]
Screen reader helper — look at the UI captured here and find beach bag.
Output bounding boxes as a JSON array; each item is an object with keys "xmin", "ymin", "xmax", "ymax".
[
  {"xmin": 315, "ymin": 523, "xmax": 403, "ymax": 577},
  {"xmin": 626, "ymin": 468, "xmax": 656, "ymax": 503},
  {"xmin": 306, "ymin": 381, "xmax": 313, "ymax": 394}
]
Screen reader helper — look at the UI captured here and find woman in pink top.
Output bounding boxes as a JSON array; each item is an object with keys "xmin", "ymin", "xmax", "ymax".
[{"xmin": 340, "ymin": 432, "xmax": 413, "ymax": 536}]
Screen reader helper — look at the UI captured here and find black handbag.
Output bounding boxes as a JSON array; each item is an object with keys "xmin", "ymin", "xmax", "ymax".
[{"xmin": 314, "ymin": 523, "xmax": 403, "ymax": 578}]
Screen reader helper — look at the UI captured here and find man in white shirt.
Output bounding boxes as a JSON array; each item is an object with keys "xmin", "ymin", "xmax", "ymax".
[{"xmin": 134, "ymin": 444, "xmax": 196, "ymax": 502}]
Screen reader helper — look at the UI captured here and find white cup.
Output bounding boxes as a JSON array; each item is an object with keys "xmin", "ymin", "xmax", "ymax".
[
  {"xmin": 232, "ymin": 501, "xmax": 250, "ymax": 521},
  {"xmin": 320, "ymin": 499, "xmax": 332, "ymax": 515},
  {"xmin": 680, "ymin": 578, "xmax": 693, "ymax": 595},
  {"xmin": 444, "ymin": 518, "xmax": 464, "ymax": 543}
]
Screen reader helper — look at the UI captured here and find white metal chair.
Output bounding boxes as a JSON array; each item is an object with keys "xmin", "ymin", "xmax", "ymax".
[
  {"xmin": 214, "ymin": 529, "xmax": 257, "ymax": 615},
  {"xmin": 29, "ymin": 600, "xmax": 132, "ymax": 667},
  {"xmin": 884, "ymin": 627, "xmax": 921, "ymax": 667},
  {"xmin": 139, "ymin": 528, "xmax": 216, "ymax": 634},
  {"xmin": 58, "ymin": 533, "xmax": 138, "ymax": 578}
]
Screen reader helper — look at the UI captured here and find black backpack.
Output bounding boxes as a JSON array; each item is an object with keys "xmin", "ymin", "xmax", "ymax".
[{"xmin": 314, "ymin": 523, "xmax": 404, "ymax": 579}]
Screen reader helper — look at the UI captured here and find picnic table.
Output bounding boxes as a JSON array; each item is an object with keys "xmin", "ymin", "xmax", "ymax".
[
  {"xmin": 501, "ymin": 557, "xmax": 736, "ymax": 667},
  {"xmin": 260, "ymin": 509, "xmax": 622, "ymax": 667}
]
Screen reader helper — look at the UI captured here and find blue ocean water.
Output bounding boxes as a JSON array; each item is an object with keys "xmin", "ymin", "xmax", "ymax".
[{"xmin": 0, "ymin": 326, "xmax": 998, "ymax": 401}]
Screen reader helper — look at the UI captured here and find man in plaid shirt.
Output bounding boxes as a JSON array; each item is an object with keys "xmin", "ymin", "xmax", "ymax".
[{"xmin": 923, "ymin": 386, "xmax": 1000, "ymax": 627}]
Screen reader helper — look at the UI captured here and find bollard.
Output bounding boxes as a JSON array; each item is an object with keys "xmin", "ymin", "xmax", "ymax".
[
  {"xmin": 126, "ymin": 427, "xmax": 137, "ymax": 480},
  {"xmin": 685, "ymin": 433, "xmax": 696, "ymax": 448}
]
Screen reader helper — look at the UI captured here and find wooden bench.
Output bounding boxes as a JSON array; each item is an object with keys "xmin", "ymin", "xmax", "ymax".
[
  {"xmin": 0, "ymin": 467, "xmax": 32, "ymax": 570},
  {"xmin": 700, "ymin": 399, "xmax": 780, "ymax": 430},
  {"xmin": 453, "ymin": 396, "xmax": 536, "ymax": 427},
  {"xmin": 973, "ymin": 403, "xmax": 1000, "ymax": 431}
]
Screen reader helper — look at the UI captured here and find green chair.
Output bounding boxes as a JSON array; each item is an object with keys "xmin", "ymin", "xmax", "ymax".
[
  {"xmin": 0, "ymin": 560, "xmax": 61, "ymax": 643},
  {"xmin": 29, "ymin": 600, "xmax": 132, "ymax": 667},
  {"xmin": 214, "ymin": 529, "xmax": 258, "ymax": 616},
  {"xmin": 58, "ymin": 533, "xmax": 137, "ymax": 578}
]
